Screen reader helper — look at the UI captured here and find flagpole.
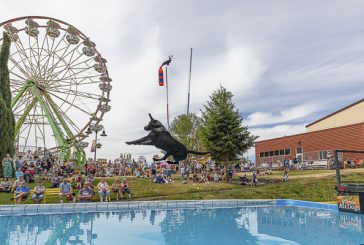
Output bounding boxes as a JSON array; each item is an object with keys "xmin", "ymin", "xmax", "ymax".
[
  {"xmin": 166, "ymin": 66, "xmax": 170, "ymax": 130},
  {"xmin": 187, "ymin": 48, "xmax": 193, "ymax": 115}
]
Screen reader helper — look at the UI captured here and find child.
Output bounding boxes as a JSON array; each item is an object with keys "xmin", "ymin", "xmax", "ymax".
[
  {"xmin": 282, "ymin": 170, "xmax": 289, "ymax": 182},
  {"xmin": 121, "ymin": 178, "xmax": 131, "ymax": 199},
  {"xmin": 111, "ymin": 177, "xmax": 121, "ymax": 200},
  {"xmin": 76, "ymin": 173, "xmax": 83, "ymax": 189}
]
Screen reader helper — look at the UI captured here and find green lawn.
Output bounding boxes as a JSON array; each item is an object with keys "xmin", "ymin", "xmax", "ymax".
[{"xmin": 2, "ymin": 169, "xmax": 364, "ymax": 205}]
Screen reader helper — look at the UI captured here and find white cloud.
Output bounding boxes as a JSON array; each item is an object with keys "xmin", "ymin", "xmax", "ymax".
[
  {"xmin": 245, "ymin": 102, "xmax": 319, "ymax": 127},
  {"xmin": 2, "ymin": 0, "xmax": 364, "ymax": 162},
  {"xmin": 187, "ymin": 37, "xmax": 265, "ymax": 111},
  {"xmin": 250, "ymin": 124, "xmax": 307, "ymax": 142}
]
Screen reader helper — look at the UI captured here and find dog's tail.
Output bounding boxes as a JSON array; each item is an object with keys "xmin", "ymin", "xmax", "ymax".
[{"xmin": 187, "ymin": 150, "xmax": 210, "ymax": 155}]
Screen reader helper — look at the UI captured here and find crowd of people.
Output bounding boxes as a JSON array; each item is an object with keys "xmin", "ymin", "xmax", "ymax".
[
  {"xmin": 0, "ymin": 150, "xmax": 297, "ymax": 205},
  {"xmin": 261, "ymin": 154, "xmax": 364, "ymax": 171},
  {"xmin": 0, "ymin": 152, "xmax": 136, "ymax": 204}
]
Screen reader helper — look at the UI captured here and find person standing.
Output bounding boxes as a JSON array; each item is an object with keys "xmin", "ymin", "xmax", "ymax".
[
  {"xmin": 185, "ymin": 165, "xmax": 191, "ymax": 182},
  {"xmin": 227, "ymin": 166, "xmax": 233, "ymax": 183},
  {"xmin": 180, "ymin": 164, "xmax": 185, "ymax": 182},
  {"xmin": 2, "ymin": 154, "xmax": 13, "ymax": 181},
  {"xmin": 326, "ymin": 151, "xmax": 333, "ymax": 170},
  {"xmin": 252, "ymin": 171, "xmax": 258, "ymax": 186},
  {"xmin": 15, "ymin": 156, "xmax": 23, "ymax": 171}
]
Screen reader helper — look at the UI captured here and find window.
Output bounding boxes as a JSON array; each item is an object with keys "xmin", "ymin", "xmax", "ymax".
[
  {"xmin": 264, "ymin": 152, "xmax": 269, "ymax": 157},
  {"xmin": 280, "ymin": 149, "xmax": 284, "ymax": 155},
  {"xmin": 319, "ymin": 151, "xmax": 327, "ymax": 160},
  {"xmin": 260, "ymin": 152, "xmax": 264, "ymax": 158},
  {"xmin": 296, "ymin": 147, "xmax": 302, "ymax": 154},
  {"xmin": 269, "ymin": 151, "xmax": 274, "ymax": 156},
  {"xmin": 285, "ymin": 148, "xmax": 291, "ymax": 155},
  {"xmin": 274, "ymin": 150, "xmax": 279, "ymax": 156}
]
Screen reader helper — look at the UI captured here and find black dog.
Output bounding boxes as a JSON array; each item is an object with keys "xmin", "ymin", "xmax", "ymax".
[{"xmin": 126, "ymin": 113, "xmax": 208, "ymax": 164}]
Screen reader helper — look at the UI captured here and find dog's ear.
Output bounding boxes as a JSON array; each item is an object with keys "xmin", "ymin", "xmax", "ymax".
[{"xmin": 148, "ymin": 113, "xmax": 154, "ymax": 120}]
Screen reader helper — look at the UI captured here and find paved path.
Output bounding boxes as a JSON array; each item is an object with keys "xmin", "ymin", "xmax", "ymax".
[{"xmin": 262, "ymin": 168, "xmax": 364, "ymax": 180}]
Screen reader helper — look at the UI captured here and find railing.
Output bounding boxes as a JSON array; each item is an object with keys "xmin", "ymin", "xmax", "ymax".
[
  {"xmin": 15, "ymin": 145, "xmax": 50, "ymax": 160},
  {"xmin": 259, "ymin": 150, "xmax": 343, "ymax": 165}
]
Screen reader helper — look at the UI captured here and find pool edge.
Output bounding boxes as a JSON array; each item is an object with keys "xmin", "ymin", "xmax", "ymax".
[{"xmin": 0, "ymin": 199, "xmax": 338, "ymax": 216}]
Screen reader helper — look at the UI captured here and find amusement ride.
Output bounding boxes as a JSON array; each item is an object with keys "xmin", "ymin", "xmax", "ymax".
[{"xmin": 0, "ymin": 16, "xmax": 112, "ymax": 164}]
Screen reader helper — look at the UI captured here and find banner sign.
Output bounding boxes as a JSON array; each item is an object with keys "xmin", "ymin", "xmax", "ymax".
[
  {"xmin": 90, "ymin": 140, "xmax": 96, "ymax": 152},
  {"xmin": 337, "ymin": 192, "xmax": 361, "ymax": 213}
]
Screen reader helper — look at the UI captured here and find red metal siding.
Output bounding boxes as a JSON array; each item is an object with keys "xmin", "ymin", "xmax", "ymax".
[{"xmin": 255, "ymin": 123, "xmax": 364, "ymax": 164}]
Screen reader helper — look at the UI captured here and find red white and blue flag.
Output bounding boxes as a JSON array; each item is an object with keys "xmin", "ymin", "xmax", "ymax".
[{"xmin": 158, "ymin": 57, "xmax": 172, "ymax": 86}]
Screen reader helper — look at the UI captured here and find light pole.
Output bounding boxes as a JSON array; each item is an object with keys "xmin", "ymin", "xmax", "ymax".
[{"xmin": 86, "ymin": 124, "xmax": 107, "ymax": 162}]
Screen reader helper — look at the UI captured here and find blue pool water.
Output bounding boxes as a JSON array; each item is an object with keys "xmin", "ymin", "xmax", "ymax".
[{"xmin": 0, "ymin": 205, "xmax": 363, "ymax": 245}]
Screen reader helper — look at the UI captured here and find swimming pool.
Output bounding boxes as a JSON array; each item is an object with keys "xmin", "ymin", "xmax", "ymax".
[{"xmin": 0, "ymin": 200, "xmax": 363, "ymax": 245}]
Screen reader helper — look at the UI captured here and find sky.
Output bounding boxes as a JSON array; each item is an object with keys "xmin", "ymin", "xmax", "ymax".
[{"xmin": 2, "ymin": 0, "xmax": 364, "ymax": 162}]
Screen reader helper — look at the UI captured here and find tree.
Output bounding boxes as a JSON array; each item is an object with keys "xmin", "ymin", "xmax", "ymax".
[
  {"xmin": 170, "ymin": 113, "xmax": 202, "ymax": 151},
  {"xmin": 0, "ymin": 32, "xmax": 15, "ymax": 176},
  {"xmin": 200, "ymin": 86, "xmax": 257, "ymax": 162}
]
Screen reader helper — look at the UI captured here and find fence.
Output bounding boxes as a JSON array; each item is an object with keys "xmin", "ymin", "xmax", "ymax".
[
  {"xmin": 259, "ymin": 150, "xmax": 343, "ymax": 164},
  {"xmin": 15, "ymin": 145, "xmax": 51, "ymax": 160}
]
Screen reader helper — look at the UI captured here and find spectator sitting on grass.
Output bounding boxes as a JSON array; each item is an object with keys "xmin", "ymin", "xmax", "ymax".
[
  {"xmin": 13, "ymin": 182, "xmax": 30, "ymax": 204},
  {"xmin": 0, "ymin": 181, "xmax": 12, "ymax": 192},
  {"xmin": 59, "ymin": 178, "xmax": 76, "ymax": 203},
  {"xmin": 32, "ymin": 180, "xmax": 45, "ymax": 204},
  {"xmin": 50, "ymin": 174, "xmax": 61, "ymax": 188},
  {"xmin": 11, "ymin": 175, "xmax": 25, "ymax": 193},
  {"xmin": 355, "ymin": 158, "xmax": 361, "ymax": 168},
  {"xmin": 201, "ymin": 171, "xmax": 209, "ymax": 184},
  {"xmin": 193, "ymin": 173, "xmax": 200, "ymax": 183},
  {"xmin": 154, "ymin": 173, "xmax": 167, "ymax": 184},
  {"xmin": 86, "ymin": 174, "xmax": 95, "ymax": 189},
  {"xmin": 111, "ymin": 177, "xmax": 121, "ymax": 200},
  {"xmin": 121, "ymin": 178, "xmax": 131, "ymax": 199},
  {"xmin": 15, "ymin": 168, "xmax": 24, "ymax": 180},
  {"xmin": 97, "ymin": 178, "xmax": 110, "ymax": 202},
  {"xmin": 78, "ymin": 182, "xmax": 94, "ymax": 203},
  {"xmin": 240, "ymin": 174, "xmax": 250, "ymax": 185},
  {"xmin": 135, "ymin": 167, "xmax": 141, "ymax": 178}
]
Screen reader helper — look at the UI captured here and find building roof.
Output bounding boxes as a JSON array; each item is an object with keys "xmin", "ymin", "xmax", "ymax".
[
  {"xmin": 305, "ymin": 98, "xmax": 364, "ymax": 128},
  {"xmin": 256, "ymin": 121, "xmax": 364, "ymax": 144}
]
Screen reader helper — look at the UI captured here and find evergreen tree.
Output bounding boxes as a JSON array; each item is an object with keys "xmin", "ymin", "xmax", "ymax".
[
  {"xmin": 170, "ymin": 113, "xmax": 202, "ymax": 151},
  {"xmin": 0, "ymin": 32, "xmax": 15, "ymax": 176},
  {"xmin": 200, "ymin": 86, "xmax": 257, "ymax": 162}
]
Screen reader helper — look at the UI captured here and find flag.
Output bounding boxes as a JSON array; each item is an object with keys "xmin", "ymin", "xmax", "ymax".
[
  {"xmin": 159, "ymin": 66, "xmax": 164, "ymax": 86},
  {"xmin": 158, "ymin": 57, "xmax": 172, "ymax": 86}
]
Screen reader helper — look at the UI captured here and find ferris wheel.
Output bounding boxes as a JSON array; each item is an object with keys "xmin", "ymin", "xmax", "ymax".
[{"xmin": 0, "ymin": 16, "xmax": 112, "ymax": 164}]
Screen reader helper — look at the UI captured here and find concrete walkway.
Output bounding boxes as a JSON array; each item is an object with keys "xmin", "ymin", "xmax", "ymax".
[{"xmin": 263, "ymin": 168, "xmax": 364, "ymax": 180}]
